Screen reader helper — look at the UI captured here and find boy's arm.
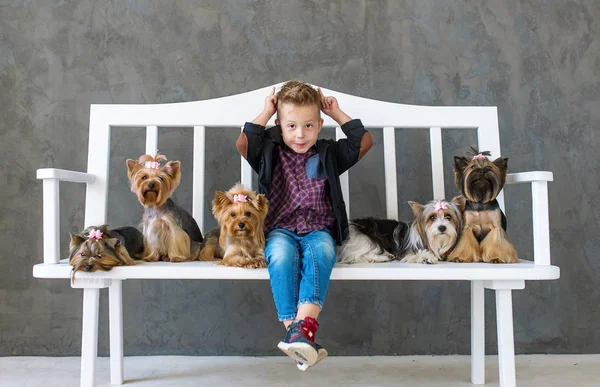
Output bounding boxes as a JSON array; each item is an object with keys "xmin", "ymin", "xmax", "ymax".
[
  {"xmin": 319, "ymin": 88, "xmax": 374, "ymax": 173},
  {"xmin": 236, "ymin": 88, "xmax": 278, "ymax": 169},
  {"xmin": 333, "ymin": 119, "xmax": 373, "ymax": 174}
]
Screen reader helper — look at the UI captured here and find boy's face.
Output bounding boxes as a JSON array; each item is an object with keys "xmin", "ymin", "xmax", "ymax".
[{"xmin": 275, "ymin": 102, "xmax": 323, "ymax": 154}]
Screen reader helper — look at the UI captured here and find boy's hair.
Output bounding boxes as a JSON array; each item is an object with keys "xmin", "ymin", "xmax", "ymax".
[{"xmin": 276, "ymin": 81, "xmax": 323, "ymax": 114}]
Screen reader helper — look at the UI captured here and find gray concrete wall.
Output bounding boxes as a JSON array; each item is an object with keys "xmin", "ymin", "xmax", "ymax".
[{"xmin": 1, "ymin": 1, "xmax": 598, "ymax": 356}]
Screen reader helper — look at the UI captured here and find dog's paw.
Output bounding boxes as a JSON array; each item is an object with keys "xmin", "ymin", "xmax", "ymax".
[
  {"xmin": 447, "ymin": 250, "xmax": 480, "ymax": 263},
  {"xmin": 400, "ymin": 250, "xmax": 440, "ymax": 264},
  {"xmin": 245, "ymin": 258, "xmax": 267, "ymax": 269},
  {"xmin": 168, "ymin": 255, "xmax": 190, "ymax": 263},
  {"xmin": 143, "ymin": 254, "xmax": 160, "ymax": 262}
]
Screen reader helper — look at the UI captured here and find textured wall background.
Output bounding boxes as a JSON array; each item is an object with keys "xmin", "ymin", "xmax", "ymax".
[{"xmin": 1, "ymin": 0, "xmax": 599, "ymax": 356}]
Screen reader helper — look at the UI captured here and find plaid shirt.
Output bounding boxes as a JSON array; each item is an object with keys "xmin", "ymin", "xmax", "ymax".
[{"xmin": 264, "ymin": 146, "xmax": 335, "ymax": 234}]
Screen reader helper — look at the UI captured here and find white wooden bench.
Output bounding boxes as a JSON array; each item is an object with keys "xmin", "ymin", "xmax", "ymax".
[{"xmin": 34, "ymin": 83, "xmax": 559, "ymax": 387}]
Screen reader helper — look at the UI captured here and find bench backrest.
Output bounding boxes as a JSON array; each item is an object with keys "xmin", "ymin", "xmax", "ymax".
[{"xmin": 84, "ymin": 83, "xmax": 503, "ymax": 230}]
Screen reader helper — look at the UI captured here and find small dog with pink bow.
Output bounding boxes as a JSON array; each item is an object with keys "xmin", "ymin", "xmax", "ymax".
[
  {"xmin": 200, "ymin": 183, "xmax": 269, "ymax": 268},
  {"xmin": 69, "ymin": 225, "xmax": 144, "ymax": 281},
  {"xmin": 337, "ymin": 197, "xmax": 465, "ymax": 264},
  {"xmin": 126, "ymin": 153, "xmax": 204, "ymax": 262}
]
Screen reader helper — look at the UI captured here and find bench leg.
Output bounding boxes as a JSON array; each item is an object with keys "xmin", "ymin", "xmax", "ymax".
[
  {"xmin": 109, "ymin": 280, "xmax": 124, "ymax": 385},
  {"xmin": 471, "ymin": 280, "xmax": 485, "ymax": 385},
  {"xmin": 81, "ymin": 288, "xmax": 100, "ymax": 387},
  {"xmin": 495, "ymin": 289, "xmax": 516, "ymax": 387}
]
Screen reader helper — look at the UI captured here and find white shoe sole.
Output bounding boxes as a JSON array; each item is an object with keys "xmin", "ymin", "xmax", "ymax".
[
  {"xmin": 277, "ymin": 341, "xmax": 318, "ymax": 366},
  {"xmin": 296, "ymin": 348, "xmax": 328, "ymax": 371}
]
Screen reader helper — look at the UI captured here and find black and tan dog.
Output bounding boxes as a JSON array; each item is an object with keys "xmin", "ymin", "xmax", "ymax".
[
  {"xmin": 69, "ymin": 225, "xmax": 145, "ymax": 282},
  {"xmin": 448, "ymin": 147, "xmax": 518, "ymax": 264},
  {"xmin": 127, "ymin": 154, "xmax": 204, "ymax": 262}
]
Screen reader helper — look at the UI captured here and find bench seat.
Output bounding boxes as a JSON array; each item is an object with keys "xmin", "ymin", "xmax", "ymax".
[{"xmin": 34, "ymin": 260, "xmax": 560, "ymax": 281}]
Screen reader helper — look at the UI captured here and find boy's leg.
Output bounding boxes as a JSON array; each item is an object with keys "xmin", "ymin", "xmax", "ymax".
[
  {"xmin": 298, "ymin": 229, "xmax": 336, "ymax": 315},
  {"xmin": 280, "ymin": 229, "xmax": 335, "ymax": 369},
  {"xmin": 265, "ymin": 228, "xmax": 301, "ymax": 324}
]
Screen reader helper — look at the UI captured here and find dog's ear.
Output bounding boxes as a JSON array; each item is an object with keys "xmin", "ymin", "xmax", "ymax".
[
  {"xmin": 451, "ymin": 195, "xmax": 466, "ymax": 213},
  {"xmin": 163, "ymin": 160, "xmax": 181, "ymax": 179},
  {"xmin": 453, "ymin": 156, "xmax": 469, "ymax": 172},
  {"xmin": 126, "ymin": 159, "xmax": 141, "ymax": 179},
  {"xmin": 212, "ymin": 191, "xmax": 232, "ymax": 218},
  {"xmin": 163, "ymin": 161, "xmax": 182, "ymax": 192},
  {"xmin": 252, "ymin": 194, "xmax": 269, "ymax": 218},
  {"xmin": 408, "ymin": 201, "xmax": 424, "ymax": 217},
  {"xmin": 69, "ymin": 233, "xmax": 86, "ymax": 251},
  {"xmin": 104, "ymin": 238, "xmax": 121, "ymax": 250},
  {"xmin": 492, "ymin": 157, "xmax": 508, "ymax": 172}
]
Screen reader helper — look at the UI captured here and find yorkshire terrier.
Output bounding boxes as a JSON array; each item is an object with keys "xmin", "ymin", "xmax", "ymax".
[
  {"xmin": 200, "ymin": 183, "xmax": 269, "ymax": 268},
  {"xmin": 337, "ymin": 197, "xmax": 464, "ymax": 264},
  {"xmin": 448, "ymin": 146, "xmax": 518, "ymax": 264},
  {"xmin": 126, "ymin": 154, "xmax": 204, "ymax": 262},
  {"xmin": 69, "ymin": 224, "xmax": 144, "ymax": 282}
]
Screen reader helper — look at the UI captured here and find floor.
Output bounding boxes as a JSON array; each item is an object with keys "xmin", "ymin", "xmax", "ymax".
[{"xmin": 1, "ymin": 355, "xmax": 598, "ymax": 386}]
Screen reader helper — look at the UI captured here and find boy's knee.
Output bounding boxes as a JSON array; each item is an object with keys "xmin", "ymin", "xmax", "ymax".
[{"xmin": 265, "ymin": 232, "xmax": 297, "ymax": 266}]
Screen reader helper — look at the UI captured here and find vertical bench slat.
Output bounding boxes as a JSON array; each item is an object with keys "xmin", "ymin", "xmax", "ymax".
[
  {"xmin": 532, "ymin": 181, "xmax": 551, "ymax": 265},
  {"xmin": 241, "ymin": 126, "xmax": 253, "ymax": 190},
  {"xmin": 193, "ymin": 126, "xmax": 205, "ymax": 231},
  {"xmin": 430, "ymin": 127, "xmax": 445, "ymax": 200},
  {"xmin": 42, "ymin": 179, "xmax": 60, "ymax": 264},
  {"xmin": 383, "ymin": 127, "xmax": 398, "ymax": 220},
  {"xmin": 336, "ymin": 127, "xmax": 350, "ymax": 217},
  {"xmin": 145, "ymin": 125, "xmax": 158, "ymax": 156},
  {"xmin": 84, "ymin": 109, "xmax": 110, "ymax": 227}
]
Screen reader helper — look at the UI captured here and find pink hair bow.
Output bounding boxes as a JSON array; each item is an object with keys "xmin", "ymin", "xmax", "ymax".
[
  {"xmin": 88, "ymin": 229, "xmax": 103, "ymax": 240},
  {"xmin": 233, "ymin": 194, "xmax": 247, "ymax": 203},
  {"xmin": 145, "ymin": 161, "xmax": 160, "ymax": 169},
  {"xmin": 434, "ymin": 201, "xmax": 448, "ymax": 212},
  {"xmin": 472, "ymin": 154, "xmax": 487, "ymax": 160}
]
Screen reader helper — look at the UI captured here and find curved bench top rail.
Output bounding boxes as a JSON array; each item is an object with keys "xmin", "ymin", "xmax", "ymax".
[{"xmin": 89, "ymin": 82, "xmax": 499, "ymax": 131}]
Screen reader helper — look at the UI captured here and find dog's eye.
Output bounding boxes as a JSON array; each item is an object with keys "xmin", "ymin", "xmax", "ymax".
[
  {"xmin": 245, "ymin": 212, "xmax": 251, "ymax": 217},
  {"xmin": 141, "ymin": 175, "xmax": 148, "ymax": 180},
  {"xmin": 230, "ymin": 212, "xmax": 236, "ymax": 218},
  {"xmin": 471, "ymin": 165, "xmax": 476, "ymax": 169},
  {"xmin": 429, "ymin": 215, "xmax": 436, "ymax": 221},
  {"xmin": 96, "ymin": 254, "xmax": 102, "ymax": 259},
  {"xmin": 444, "ymin": 215, "xmax": 452, "ymax": 220},
  {"xmin": 157, "ymin": 176, "xmax": 163, "ymax": 182},
  {"xmin": 80, "ymin": 252, "xmax": 85, "ymax": 256}
]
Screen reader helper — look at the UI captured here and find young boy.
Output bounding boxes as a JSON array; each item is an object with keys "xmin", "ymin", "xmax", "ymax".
[{"xmin": 236, "ymin": 81, "xmax": 373, "ymax": 370}]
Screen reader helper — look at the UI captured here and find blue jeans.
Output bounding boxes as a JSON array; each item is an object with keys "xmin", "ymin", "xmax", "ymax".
[{"xmin": 265, "ymin": 227, "xmax": 337, "ymax": 321}]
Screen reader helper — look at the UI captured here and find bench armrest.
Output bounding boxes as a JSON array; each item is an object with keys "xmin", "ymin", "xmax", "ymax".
[
  {"xmin": 37, "ymin": 168, "xmax": 95, "ymax": 183},
  {"xmin": 37, "ymin": 168, "xmax": 96, "ymax": 264},
  {"xmin": 506, "ymin": 171, "xmax": 553, "ymax": 184},
  {"xmin": 505, "ymin": 170, "xmax": 553, "ymax": 266}
]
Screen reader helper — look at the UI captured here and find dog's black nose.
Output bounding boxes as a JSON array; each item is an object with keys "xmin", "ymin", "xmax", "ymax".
[
  {"xmin": 84, "ymin": 265, "xmax": 92, "ymax": 271},
  {"xmin": 238, "ymin": 222, "xmax": 245, "ymax": 229},
  {"xmin": 147, "ymin": 182, "xmax": 155, "ymax": 189},
  {"xmin": 438, "ymin": 225, "xmax": 447, "ymax": 232}
]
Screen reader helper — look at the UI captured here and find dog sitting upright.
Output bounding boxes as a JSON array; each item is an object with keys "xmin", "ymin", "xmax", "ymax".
[
  {"xmin": 200, "ymin": 183, "xmax": 269, "ymax": 268},
  {"xmin": 126, "ymin": 154, "xmax": 203, "ymax": 262},
  {"xmin": 69, "ymin": 224, "xmax": 144, "ymax": 282},
  {"xmin": 337, "ymin": 197, "xmax": 464, "ymax": 264},
  {"xmin": 448, "ymin": 147, "xmax": 518, "ymax": 263}
]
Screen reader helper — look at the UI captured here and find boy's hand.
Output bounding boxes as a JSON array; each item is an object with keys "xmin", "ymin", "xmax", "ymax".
[
  {"xmin": 263, "ymin": 87, "xmax": 278, "ymax": 117},
  {"xmin": 318, "ymin": 88, "xmax": 351, "ymax": 126},
  {"xmin": 252, "ymin": 87, "xmax": 277, "ymax": 126}
]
